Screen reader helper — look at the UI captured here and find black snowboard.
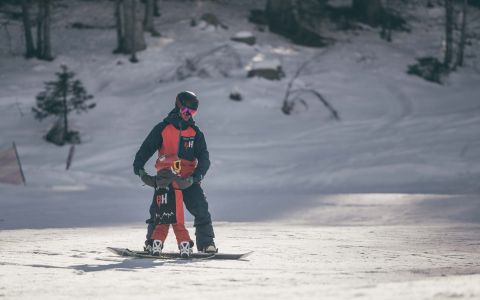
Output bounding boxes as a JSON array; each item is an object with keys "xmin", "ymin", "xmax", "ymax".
[{"xmin": 107, "ymin": 247, "xmax": 253, "ymax": 260}]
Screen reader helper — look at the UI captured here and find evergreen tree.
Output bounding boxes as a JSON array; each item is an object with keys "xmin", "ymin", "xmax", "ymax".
[{"xmin": 32, "ymin": 65, "xmax": 95, "ymax": 145}]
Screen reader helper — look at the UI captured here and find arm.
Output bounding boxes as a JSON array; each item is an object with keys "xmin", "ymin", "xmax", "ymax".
[
  {"xmin": 133, "ymin": 123, "xmax": 164, "ymax": 175},
  {"xmin": 192, "ymin": 129, "xmax": 210, "ymax": 182}
]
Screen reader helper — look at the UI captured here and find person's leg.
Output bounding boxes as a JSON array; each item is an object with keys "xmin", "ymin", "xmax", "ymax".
[
  {"xmin": 144, "ymin": 195, "xmax": 157, "ymax": 249},
  {"xmin": 151, "ymin": 224, "xmax": 169, "ymax": 242},
  {"xmin": 172, "ymin": 223, "xmax": 194, "ymax": 248},
  {"xmin": 182, "ymin": 184, "xmax": 215, "ymax": 251},
  {"xmin": 150, "ymin": 224, "xmax": 169, "ymax": 255}
]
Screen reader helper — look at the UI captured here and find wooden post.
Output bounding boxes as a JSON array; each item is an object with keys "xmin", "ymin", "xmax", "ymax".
[
  {"xmin": 12, "ymin": 142, "xmax": 26, "ymax": 185},
  {"xmin": 66, "ymin": 145, "xmax": 75, "ymax": 170}
]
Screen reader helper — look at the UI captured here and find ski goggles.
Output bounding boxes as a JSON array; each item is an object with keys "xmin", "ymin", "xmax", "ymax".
[{"xmin": 180, "ymin": 106, "xmax": 197, "ymax": 117}]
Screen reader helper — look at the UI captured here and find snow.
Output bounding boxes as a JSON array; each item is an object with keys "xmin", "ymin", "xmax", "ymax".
[
  {"xmin": 1, "ymin": 0, "xmax": 480, "ymax": 299},
  {"xmin": 233, "ymin": 31, "xmax": 254, "ymax": 39}
]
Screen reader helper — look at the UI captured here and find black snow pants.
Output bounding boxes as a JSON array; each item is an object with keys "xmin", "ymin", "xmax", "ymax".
[{"xmin": 146, "ymin": 183, "xmax": 215, "ymax": 251}]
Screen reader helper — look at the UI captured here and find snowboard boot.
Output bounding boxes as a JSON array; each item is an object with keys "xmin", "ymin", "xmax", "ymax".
[
  {"xmin": 150, "ymin": 240, "xmax": 163, "ymax": 256},
  {"xmin": 144, "ymin": 239, "xmax": 153, "ymax": 252},
  {"xmin": 203, "ymin": 244, "xmax": 218, "ymax": 254},
  {"xmin": 179, "ymin": 241, "xmax": 194, "ymax": 258}
]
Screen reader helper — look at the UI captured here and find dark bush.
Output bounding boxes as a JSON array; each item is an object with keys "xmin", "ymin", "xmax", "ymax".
[{"xmin": 407, "ymin": 57, "xmax": 449, "ymax": 84}]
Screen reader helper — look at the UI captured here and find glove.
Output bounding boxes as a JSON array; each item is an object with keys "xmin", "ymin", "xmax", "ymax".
[
  {"xmin": 138, "ymin": 168, "xmax": 156, "ymax": 188},
  {"xmin": 138, "ymin": 168, "xmax": 147, "ymax": 178},
  {"xmin": 156, "ymin": 169, "xmax": 175, "ymax": 189},
  {"xmin": 174, "ymin": 174, "xmax": 202, "ymax": 190},
  {"xmin": 175, "ymin": 176, "xmax": 194, "ymax": 190},
  {"xmin": 192, "ymin": 174, "xmax": 203, "ymax": 183}
]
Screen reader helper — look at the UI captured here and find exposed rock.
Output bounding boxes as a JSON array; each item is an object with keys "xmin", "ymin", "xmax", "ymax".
[
  {"xmin": 231, "ymin": 31, "xmax": 256, "ymax": 46},
  {"xmin": 198, "ymin": 13, "xmax": 228, "ymax": 30},
  {"xmin": 247, "ymin": 59, "xmax": 285, "ymax": 80},
  {"xmin": 265, "ymin": 0, "xmax": 329, "ymax": 47},
  {"xmin": 229, "ymin": 86, "xmax": 243, "ymax": 101}
]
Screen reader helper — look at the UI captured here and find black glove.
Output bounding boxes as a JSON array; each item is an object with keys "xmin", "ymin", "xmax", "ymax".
[
  {"xmin": 138, "ymin": 169, "xmax": 156, "ymax": 188},
  {"xmin": 192, "ymin": 174, "xmax": 203, "ymax": 183}
]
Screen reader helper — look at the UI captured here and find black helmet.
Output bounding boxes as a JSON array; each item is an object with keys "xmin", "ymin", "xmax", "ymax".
[{"xmin": 176, "ymin": 91, "xmax": 199, "ymax": 110}]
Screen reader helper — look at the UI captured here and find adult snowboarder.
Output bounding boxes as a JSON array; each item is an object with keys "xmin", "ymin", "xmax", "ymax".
[{"xmin": 133, "ymin": 91, "xmax": 217, "ymax": 255}]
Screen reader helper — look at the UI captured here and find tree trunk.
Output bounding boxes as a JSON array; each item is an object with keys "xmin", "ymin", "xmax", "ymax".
[
  {"xmin": 122, "ymin": 0, "xmax": 146, "ymax": 55},
  {"xmin": 36, "ymin": 0, "xmax": 53, "ymax": 61},
  {"xmin": 130, "ymin": 0, "xmax": 139, "ymax": 62},
  {"xmin": 455, "ymin": 0, "xmax": 467, "ymax": 68},
  {"xmin": 62, "ymin": 73, "xmax": 69, "ymax": 141},
  {"xmin": 380, "ymin": 0, "xmax": 392, "ymax": 41},
  {"xmin": 21, "ymin": 0, "xmax": 36, "ymax": 58},
  {"xmin": 154, "ymin": 0, "xmax": 160, "ymax": 17},
  {"xmin": 36, "ymin": 0, "xmax": 45, "ymax": 58},
  {"xmin": 352, "ymin": 0, "xmax": 383, "ymax": 26},
  {"xmin": 265, "ymin": 0, "xmax": 327, "ymax": 47},
  {"xmin": 143, "ymin": 0, "xmax": 160, "ymax": 36},
  {"xmin": 444, "ymin": 0, "xmax": 454, "ymax": 68},
  {"xmin": 114, "ymin": 0, "xmax": 126, "ymax": 53},
  {"xmin": 43, "ymin": 0, "xmax": 53, "ymax": 60}
]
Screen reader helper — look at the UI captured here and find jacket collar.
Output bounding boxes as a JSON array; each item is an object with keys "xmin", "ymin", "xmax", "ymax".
[{"xmin": 163, "ymin": 108, "xmax": 195, "ymax": 130}]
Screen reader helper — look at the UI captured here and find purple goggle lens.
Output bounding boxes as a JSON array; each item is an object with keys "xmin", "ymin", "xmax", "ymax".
[{"xmin": 181, "ymin": 107, "xmax": 197, "ymax": 117}]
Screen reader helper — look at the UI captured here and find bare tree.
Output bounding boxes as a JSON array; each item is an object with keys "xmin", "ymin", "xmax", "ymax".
[
  {"xmin": 20, "ymin": 0, "xmax": 36, "ymax": 58},
  {"xmin": 129, "ymin": 0, "xmax": 139, "ymax": 63},
  {"xmin": 143, "ymin": 0, "xmax": 160, "ymax": 36},
  {"xmin": 380, "ymin": 0, "xmax": 392, "ymax": 41},
  {"xmin": 455, "ymin": 0, "xmax": 468, "ymax": 68},
  {"xmin": 352, "ymin": 0, "xmax": 383, "ymax": 26},
  {"xmin": 444, "ymin": 0, "xmax": 454, "ymax": 68},
  {"xmin": 282, "ymin": 55, "xmax": 340, "ymax": 120},
  {"xmin": 265, "ymin": 0, "xmax": 328, "ymax": 47},
  {"xmin": 114, "ymin": 0, "xmax": 126, "ymax": 54},
  {"xmin": 153, "ymin": 0, "xmax": 160, "ymax": 17},
  {"xmin": 114, "ymin": 0, "xmax": 146, "ymax": 59},
  {"xmin": 36, "ymin": 0, "xmax": 53, "ymax": 60}
]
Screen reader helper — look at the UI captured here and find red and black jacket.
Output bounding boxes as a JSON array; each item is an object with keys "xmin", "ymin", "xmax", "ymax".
[{"xmin": 133, "ymin": 108, "xmax": 210, "ymax": 182}]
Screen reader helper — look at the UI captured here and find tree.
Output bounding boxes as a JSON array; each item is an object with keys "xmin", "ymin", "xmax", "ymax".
[
  {"xmin": 443, "ymin": 0, "xmax": 454, "ymax": 68},
  {"xmin": 143, "ymin": 0, "xmax": 160, "ymax": 36},
  {"xmin": 32, "ymin": 65, "xmax": 95, "ymax": 145},
  {"xmin": 114, "ymin": 0, "xmax": 146, "ymax": 59},
  {"xmin": 352, "ymin": 0, "xmax": 383, "ymax": 26},
  {"xmin": 265, "ymin": 0, "xmax": 328, "ymax": 47},
  {"xmin": 455, "ymin": 0, "xmax": 468, "ymax": 68},
  {"xmin": 36, "ymin": 0, "xmax": 53, "ymax": 60},
  {"xmin": 20, "ymin": 0, "xmax": 53, "ymax": 60},
  {"xmin": 20, "ymin": 0, "xmax": 35, "ymax": 58}
]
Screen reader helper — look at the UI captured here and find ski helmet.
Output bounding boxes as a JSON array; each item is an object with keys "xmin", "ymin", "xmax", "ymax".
[{"xmin": 176, "ymin": 91, "xmax": 199, "ymax": 110}]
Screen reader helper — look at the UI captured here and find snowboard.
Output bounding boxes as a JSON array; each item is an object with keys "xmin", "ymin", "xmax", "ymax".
[{"xmin": 107, "ymin": 247, "xmax": 253, "ymax": 260}]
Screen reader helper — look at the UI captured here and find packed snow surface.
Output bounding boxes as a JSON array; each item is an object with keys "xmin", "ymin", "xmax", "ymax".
[{"xmin": 1, "ymin": 0, "xmax": 480, "ymax": 299}]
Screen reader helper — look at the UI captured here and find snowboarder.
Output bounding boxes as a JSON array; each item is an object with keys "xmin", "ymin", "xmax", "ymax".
[
  {"xmin": 133, "ymin": 91, "xmax": 217, "ymax": 256},
  {"xmin": 140, "ymin": 156, "xmax": 196, "ymax": 257}
]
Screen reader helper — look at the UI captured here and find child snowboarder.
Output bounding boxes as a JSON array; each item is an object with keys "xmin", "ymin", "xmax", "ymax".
[
  {"xmin": 141, "ymin": 156, "xmax": 196, "ymax": 257},
  {"xmin": 133, "ymin": 91, "xmax": 217, "ymax": 256}
]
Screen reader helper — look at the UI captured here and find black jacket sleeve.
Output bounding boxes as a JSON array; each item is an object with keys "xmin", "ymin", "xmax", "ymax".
[
  {"xmin": 192, "ymin": 128, "xmax": 210, "ymax": 180},
  {"xmin": 133, "ymin": 123, "xmax": 165, "ymax": 175}
]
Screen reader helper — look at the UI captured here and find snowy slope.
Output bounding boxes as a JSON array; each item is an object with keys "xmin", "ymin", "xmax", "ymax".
[{"xmin": 1, "ymin": 0, "xmax": 479, "ymax": 224}]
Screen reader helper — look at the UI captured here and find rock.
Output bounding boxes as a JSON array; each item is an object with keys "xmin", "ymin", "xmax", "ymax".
[
  {"xmin": 229, "ymin": 86, "xmax": 243, "ymax": 101},
  {"xmin": 247, "ymin": 59, "xmax": 285, "ymax": 80},
  {"xmin": 231, "ymin": 31, "xmax": 256, "ymax": 46},
  {"xmin": 199, "ymin": 13, "xmax": 228, "ymax": 30}
]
